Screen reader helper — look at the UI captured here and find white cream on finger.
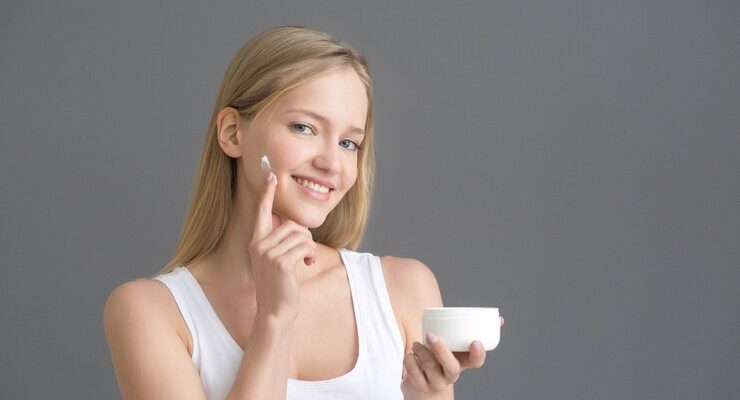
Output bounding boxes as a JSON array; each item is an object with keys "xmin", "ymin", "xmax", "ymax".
[{"xmin": 260, "ymin": 154, "xmax": 272, "ymax": 175}]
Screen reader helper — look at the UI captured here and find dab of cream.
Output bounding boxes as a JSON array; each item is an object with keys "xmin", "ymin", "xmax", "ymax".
[{"xmin": 260, "ymin": 155, "xmax": 272, "ymax": 174}]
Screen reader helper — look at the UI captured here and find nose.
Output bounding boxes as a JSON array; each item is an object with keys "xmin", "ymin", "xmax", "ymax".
[{"xmin": 312, "ymin": 141, "xmax": 342, "ymax": 176}]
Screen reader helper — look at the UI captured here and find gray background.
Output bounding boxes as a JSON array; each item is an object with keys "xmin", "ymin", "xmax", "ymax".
[{"xmin": 1, "ymin": 1, "xmax": 738, "ymax": 399}]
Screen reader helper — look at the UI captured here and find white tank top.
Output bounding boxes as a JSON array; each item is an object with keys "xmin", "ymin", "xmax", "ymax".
[{"xmin": 153, "ymin": 247, "xmax": 405, "ymax": 400}]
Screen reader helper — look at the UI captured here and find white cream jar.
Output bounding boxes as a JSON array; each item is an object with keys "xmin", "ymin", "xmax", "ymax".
[{"xmin": 422, "ymin": 307, "xmax": 500, "ymax": 351}]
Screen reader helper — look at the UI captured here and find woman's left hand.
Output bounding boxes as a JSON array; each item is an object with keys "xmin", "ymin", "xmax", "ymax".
[{"xmin": 401, "ymin": 316, "xmax": 504, "ymax": 399}]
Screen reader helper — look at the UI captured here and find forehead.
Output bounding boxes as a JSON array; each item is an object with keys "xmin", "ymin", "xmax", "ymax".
[{"xmin": 273, "ymin": 68, "xmax": 368, "ymax": 128}]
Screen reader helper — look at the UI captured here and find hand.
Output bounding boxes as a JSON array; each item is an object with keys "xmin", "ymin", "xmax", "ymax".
[
  {"xmin": 401, "ymin": 316, "xmax": 505, "ymax": 399},
  {"xmin": 247, "ymin": 171, "xmax": 318, "ymax": 323}
]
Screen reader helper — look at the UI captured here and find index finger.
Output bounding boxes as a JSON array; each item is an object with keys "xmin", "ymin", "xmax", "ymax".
[{"xmin": 253, "ymin": 166, "xmax": 277, "ymax": 241}]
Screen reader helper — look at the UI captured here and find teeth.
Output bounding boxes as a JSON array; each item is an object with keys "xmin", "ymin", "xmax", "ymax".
[{"xmin": 293, "ymin": 177, "xmax": 330, "ymax": 193}]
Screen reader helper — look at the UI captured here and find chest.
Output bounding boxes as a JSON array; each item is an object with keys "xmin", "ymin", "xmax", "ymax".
[{"xmin": 185, "ymin": 276, "xmax": 379, "ymax": 381}]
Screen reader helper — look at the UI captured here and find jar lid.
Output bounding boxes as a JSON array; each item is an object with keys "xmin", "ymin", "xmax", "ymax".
[{"xmin": 423, "ymin": 307, "xmax": 499, "ymax": 318}]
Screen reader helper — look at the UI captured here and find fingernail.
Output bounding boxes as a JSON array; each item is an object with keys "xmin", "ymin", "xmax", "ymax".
[
  {"xmin": 265, "ymin": 172, "xmax": 274, "ymax": 183},
  {"xmin": 426, "ymin": 331, "xmax": 438, "ymax": 345},
  {"xmin": 474, "ymin": 340, "xmax": 484, "ymax": 350}
]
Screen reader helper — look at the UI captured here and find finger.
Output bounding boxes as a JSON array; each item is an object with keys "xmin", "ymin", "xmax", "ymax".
[
  {"xmin": 500, "ymin": 316, "xmax": 504, "ymax": 326},
  {"xmin": 423, "ymin": 333, "xmax": 462, "ymax": 382},
  {"xmin": 262, "ymin": 221, "xmax": 315, "ymax": 264},
  {"xmin": 412, "ymin": 342, "xmax": 447, "ymax": 391},
  {"xmin": 402, "ymin": 353, "xmax": 429, "ymax": 391},
  {"xmin": 262, "ymin": 220, "xmax": 312, "ymax": 248},
  {"xmin": 267, "ymin": 231, "xmax": 317, "ymax": 266},
  {"xmin": 253, "ymin": 169, "xmax": 277, "ymax": 241},
  {"xmin": 453, "ymin": 341, "xmax": 487, "ymax": 370},
  {"xmin": 267, "ymin": 231, "xmax": 309, "ymax": 258},
  {"xmin": 275, "ymin": 242, "xmax": 317, "ymax": 270}
]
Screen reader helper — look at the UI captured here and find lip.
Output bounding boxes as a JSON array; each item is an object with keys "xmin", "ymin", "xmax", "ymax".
[
  {"xmin": 293, "ymin": 177, "xmax": 331, "ymax": 202},
  {"xmin": 291, "ymin": 175, "xmax": 336, "ymax": 190}
]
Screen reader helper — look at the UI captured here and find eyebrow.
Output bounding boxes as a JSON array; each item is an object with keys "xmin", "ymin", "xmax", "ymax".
[{"xmin": 285, "ymin": 108, "xmax": 365, "ymax": 135}]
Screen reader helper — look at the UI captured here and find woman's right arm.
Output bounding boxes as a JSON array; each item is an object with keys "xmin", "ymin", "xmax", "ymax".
[
  {"xmin": 104, "ymin": 171, "xmax": 316, "ymax": 399},
  {"xmin": 226, "ymin": 170, "xmax": 317, "ymax": 399},
  {"xmin": 224, "ymin": 313, "xmax": 293, "ymax": 400},
  {"xmin": 103, "ymin": 281, "xmax": 298, "ymax": 400},
  {"xmin": 103, "ymin": 280, "xmax": 208, "ymax": 400}
]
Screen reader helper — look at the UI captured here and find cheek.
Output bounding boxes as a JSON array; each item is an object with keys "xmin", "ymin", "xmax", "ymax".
[
  {"xmin": 344, "ymin": 169, "xmax": 359, "ymax": 191},
  {"xmin": 264, "ymin": 143, "xmax": 304, "ymax": 171}
]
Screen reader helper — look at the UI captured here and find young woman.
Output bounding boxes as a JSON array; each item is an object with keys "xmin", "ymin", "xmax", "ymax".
[{"xmin": 103, "ymin": 25, "xmax": 504, "ymax": 400}]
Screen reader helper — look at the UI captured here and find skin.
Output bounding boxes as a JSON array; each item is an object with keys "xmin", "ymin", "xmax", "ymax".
[
  {"xmin": 167, "ymin": 66, "xmax": 505, "ymax": 398},
  {"xmin": 192, "ymin": 66, "xmax": 368, "ymax": 287}
]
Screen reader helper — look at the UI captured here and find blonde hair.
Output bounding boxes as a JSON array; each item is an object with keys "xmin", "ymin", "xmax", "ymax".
[{"xmin": 156, "ymin": 25, "xmax": 375, "ymax": 275}]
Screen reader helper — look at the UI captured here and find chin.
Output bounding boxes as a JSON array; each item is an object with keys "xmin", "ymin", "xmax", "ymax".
[
  {"xmin": 277, "ymin": 207, "xmax": 329, "ymax": 229},
  {"xmin": 298, "ymin": 215, "xmax": 326, "ymax": 229}
]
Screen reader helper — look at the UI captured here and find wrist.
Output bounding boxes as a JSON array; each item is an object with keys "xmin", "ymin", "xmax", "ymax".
[{"xmin": 255, "ymin": 310, "xmax": 296, "ymax": 329}]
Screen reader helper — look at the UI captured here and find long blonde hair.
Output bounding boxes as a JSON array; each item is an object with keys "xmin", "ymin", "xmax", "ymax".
[{"xmin": 156, "ymin": 26, "xmax": 375, "ymax": 275}]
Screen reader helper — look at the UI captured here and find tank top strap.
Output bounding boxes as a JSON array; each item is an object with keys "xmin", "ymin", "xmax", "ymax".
[
  {"xmin": 153, "ymin": 267, "xmax": 211, "ymax": 365},
  {"xmin": 339, "ymin": 248, "xmax": 405, "ymax": 362}
]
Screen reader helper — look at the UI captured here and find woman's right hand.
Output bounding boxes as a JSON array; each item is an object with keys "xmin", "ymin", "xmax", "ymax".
[{"xmin": 248, "ymin": 171, "xmax": 318, "ymax": 324}]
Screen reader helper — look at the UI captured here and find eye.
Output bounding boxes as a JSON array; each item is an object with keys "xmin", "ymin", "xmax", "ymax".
[
  {"xmin": 340, "ymin": 139, "xmax": 363, "ymax": 151},
  {"xmin": 291, "ymin": 123, "xmax": 314, "ymax": 135},
  {"xmin": 291, "ymin": 122, "xmax": 364, "ymax": 152}
]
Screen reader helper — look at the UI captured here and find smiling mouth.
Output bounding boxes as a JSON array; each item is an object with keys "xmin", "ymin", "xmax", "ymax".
[{"xmin": 291, "ymin": 176, "xmax": 334, "ymax": 193}]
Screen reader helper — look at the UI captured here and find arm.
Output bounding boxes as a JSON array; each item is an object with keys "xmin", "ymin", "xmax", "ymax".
[
  {"xmin": 104, "ymin": 280, "xmax": 295, "ymax": 400},
  {"xmin": 225, "ymin": 313, "xmax": 293, "ymax": 400},
  {"xmin": 383, "ymin": 257, "xmax": 455, "ymax": 400},
  {"xmin": 103, "ymin": 280, "xmax": 208, "ymax": 400},
  {"xmin": 396, "ymin": 258, "xmax": 498, "ymax": 400},
  {"xmin": 403, "ymin": 258, "xmax": 456, "ymax": 400}
]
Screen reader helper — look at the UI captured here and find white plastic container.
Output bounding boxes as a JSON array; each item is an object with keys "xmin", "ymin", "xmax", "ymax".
[{"xmin": 422, "ymin": 307, "xmax": 500, "ymax": 351}]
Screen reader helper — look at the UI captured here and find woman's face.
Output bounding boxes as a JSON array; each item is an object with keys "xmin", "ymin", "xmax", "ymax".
[{"xmin": 241, "ymin": 67, "xmax": 368, "ymax": 228}]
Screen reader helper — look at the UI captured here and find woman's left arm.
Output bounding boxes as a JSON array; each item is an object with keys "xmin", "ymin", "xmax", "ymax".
[{"xmin": 392, "ymin": 258, "xmax": 503, "ymax": 400}]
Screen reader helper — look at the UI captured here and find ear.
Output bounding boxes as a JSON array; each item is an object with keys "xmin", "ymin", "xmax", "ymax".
[{"xmin": 216, "ymin": 107, "xmax": 247, "ymax": 158}]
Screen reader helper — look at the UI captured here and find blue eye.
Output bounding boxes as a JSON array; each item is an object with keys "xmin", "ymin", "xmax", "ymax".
[
  {"xmin": 290, "ymin": 122, "xmax": 364, "ymax": 152},
  {"xmin": 340, "ymin": 139, "xmax": 363, "ymax": 151},
  {"xmin": 291, "ymin": 123, "xmax": 314, "ymax": 135}
]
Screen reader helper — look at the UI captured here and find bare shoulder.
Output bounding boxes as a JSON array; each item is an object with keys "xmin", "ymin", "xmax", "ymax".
[
  {"xmin": 104, "ymin": 278, "xmax": 174, "ymax": 324},
  {"xmin": 103, "ymin": 279, "xmax": 204, "ymax": 399},
  {"xmin": 380, "ymin": 256, "xmax": 442, "ymax": 301},
  {"xmin": 103, "ymin": 278, "xmax": 189, "ymax": 350},
  {"xmin": 379, "ymin": 255, "xmax": 444, "ymax": 353}
]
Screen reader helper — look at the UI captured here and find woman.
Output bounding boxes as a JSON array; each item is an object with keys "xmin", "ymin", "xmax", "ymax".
[{"xmin": 103, "ymin": 25, "xmax": 504, "ymax": 400}]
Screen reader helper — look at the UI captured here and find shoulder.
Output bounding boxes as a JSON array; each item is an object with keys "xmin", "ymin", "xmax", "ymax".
[
  {"xmin": 103, "ymin": 278, "xmax": 189, "ymax": 351},
  {"xmin": 379, "ymin": 255, "xmax": 444, "ymax": 351},
  {"xmin": 103, "ymin": 278, "xmax": 205, "ymax": 398},
  {"xmin": 104, "ymin": 278, "xmax": 170, "ymax": 319},
  {"xmin": 379, "ymin": 255, "xmax": 443, "ymax": 306}
]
